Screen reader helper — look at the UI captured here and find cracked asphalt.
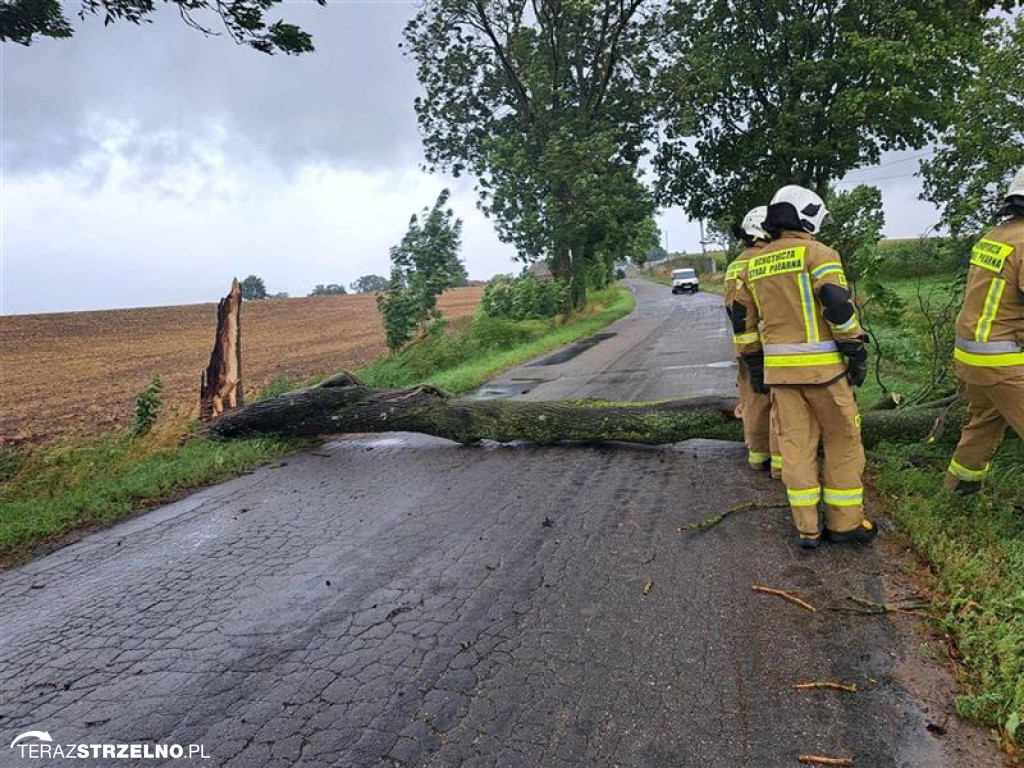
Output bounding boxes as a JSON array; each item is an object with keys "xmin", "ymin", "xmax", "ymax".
[{"xmin": 1, "ymin": 280, "xmax": 1001, "ymax": 766}]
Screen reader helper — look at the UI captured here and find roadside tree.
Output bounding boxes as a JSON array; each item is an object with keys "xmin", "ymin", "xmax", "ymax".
[
  {"xmin": 921, "ymin": 14, "xmax": 1024, "ymax": 234},
  {"xmin": 377, "ymin": 190, "xmax": 467, "ymax": 351},
  {"xmin": 655, "ymin": 0, "xmax": 992, "ymax": 225},
  {"xmin": 403, "ymin": 0, "xmax": 658, "ymax": 308}
]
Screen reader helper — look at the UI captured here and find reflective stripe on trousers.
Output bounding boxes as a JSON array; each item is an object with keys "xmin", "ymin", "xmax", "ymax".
[{"xmin": 947, "ymin": 458, "xmax": 989, "ymax": 481}]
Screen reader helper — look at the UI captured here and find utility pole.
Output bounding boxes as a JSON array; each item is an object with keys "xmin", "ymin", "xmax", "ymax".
[{"xmin": 699, "ymin": 220, "xmax": 717, "ymax": 274}]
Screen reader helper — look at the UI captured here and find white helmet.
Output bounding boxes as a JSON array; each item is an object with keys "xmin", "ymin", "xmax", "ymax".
[
  {"xmin": 767, "ymin": 185, "xmax": 829, "ymax": 234},
  {"xmin": 1006, "ymin": 165, "xmax": 1024, "ymax": 200},
  {"xmin": 740, "ymin": 206, "xmax": 769, "ymax": 241}
]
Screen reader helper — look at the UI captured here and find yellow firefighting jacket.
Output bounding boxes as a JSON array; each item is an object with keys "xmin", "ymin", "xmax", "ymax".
[
  {"xmin": 954, "ymin": 216, "xmax": 1024, "ymax": 386},
  {"xmin": 733, "ymin": 230, "xmax": 861, "ymax": 385},
  {"xmin": 724, "ymin": 243, "xmax": 765, "ymax": 307}
]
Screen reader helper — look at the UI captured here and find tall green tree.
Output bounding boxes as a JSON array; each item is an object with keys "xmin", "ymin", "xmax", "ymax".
[
  {"xmin": 0, "ymin": 0, "xmax": 322, "ymax": 54},
  {"xmin": 655, "ymin": 0, "xmax": 991, "ymax": 225},
  {"xmin": 402, "ymin": 0, "xmax": 659, "ymax": 308},
  {"xmin": 921, "ymin": 15, "xmax": 1024, "ymax": 235},
  {"xmin": 239, "ymin": 274, "xmax": 268, "ymax": 300},
  {"xmin": 377, "ymin": 190, "xmax": 467, "ymax": 351}
]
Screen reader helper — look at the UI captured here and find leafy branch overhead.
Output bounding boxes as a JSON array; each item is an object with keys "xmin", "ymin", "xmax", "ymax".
[
  {"xmin": 0, "ymin": 0, "xmax": 323, "ymax": 54},
  {"xmin": 921, "ymin": 14, "xmax": 1024, "ymax": 234},
  {"xmin": 654, "ymin": 0, "xmax": 995, "ymax": 225}
]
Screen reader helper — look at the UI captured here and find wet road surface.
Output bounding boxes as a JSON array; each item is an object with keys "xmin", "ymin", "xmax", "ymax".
[{"xmin": 0, "ymin": 280, "xmax": 1000, "ymax": 766}]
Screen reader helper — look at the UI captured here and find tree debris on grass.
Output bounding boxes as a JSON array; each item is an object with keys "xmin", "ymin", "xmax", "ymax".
[
  {"xmin": 751, "ymin": 584, "xmax": 816, "ymax": 613},
  {"xmin": 793, "ymin": 681, "xmax": 858, "ymax": 694}
]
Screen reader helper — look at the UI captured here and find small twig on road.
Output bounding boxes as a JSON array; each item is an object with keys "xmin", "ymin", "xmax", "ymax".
[
  {"xmin": 751, "ymin": 584, "xmax": 816, "ymax": 613},
  {"xmin": 793, "ymin": 681, "xmax": 858, "ymax": 694},
  {"xmin": 798, "ymin": 756, "xmax": 853, "ymax": 766},
  {"xmin": 837, "ymin": 596, "xmax": 941, "ymax": 620},
  {"xmin": 678, "ymin": 502, "xmax": 788, "ymax": 532}
]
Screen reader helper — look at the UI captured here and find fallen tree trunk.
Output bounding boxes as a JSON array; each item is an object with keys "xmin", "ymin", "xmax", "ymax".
[{"xmin": 208, "ymin": 372, "xmax": 963, "ymax": 448}]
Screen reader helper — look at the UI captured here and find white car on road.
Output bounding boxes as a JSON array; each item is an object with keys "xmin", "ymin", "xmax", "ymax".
[{"xmin": 671, "ymin": 268, "xmax": 700, "ymax": 295}]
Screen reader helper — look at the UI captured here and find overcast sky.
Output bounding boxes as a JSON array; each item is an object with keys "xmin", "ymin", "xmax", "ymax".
[{"xmin": 1, "ymin": 2, "xmax": 943, "ymax": 315}]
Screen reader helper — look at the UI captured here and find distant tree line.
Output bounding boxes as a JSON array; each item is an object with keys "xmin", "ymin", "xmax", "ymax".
[{"xmin": 236, "ymin": 274, "xmax": 397, "ymax": 301}]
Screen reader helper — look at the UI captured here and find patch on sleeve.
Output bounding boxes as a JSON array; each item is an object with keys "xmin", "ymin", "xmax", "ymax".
[
  {"xmin": 747, "ymin": 247, "xmax": 806, "ymax": 281},
  {"xmin": 970, "ymin": 239, "xmax": 1014, "ymax": 274},
  {"xmin": 725, "ymin": 260, "xmax": 748, "ymax": 281}
]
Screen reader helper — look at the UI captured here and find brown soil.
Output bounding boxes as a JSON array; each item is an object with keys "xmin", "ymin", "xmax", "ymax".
[{"xmin": 0, "ymin": 288, "xmax": 484, "ymax": 446}]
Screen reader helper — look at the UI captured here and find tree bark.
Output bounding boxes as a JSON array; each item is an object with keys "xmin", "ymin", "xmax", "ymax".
[
  {"xmin": 208, "ymin": 372, "xmax": 963, "ymax": 448},
  {"xmin": 200, "ymin": 278, "xmax": 244, "ymax": 421}
]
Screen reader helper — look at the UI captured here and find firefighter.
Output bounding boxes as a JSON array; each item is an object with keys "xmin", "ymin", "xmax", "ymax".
[
  {"xmin": 732, "ymin": 185, "xmax": 875, "ymax": 548},
  {"xmin": 943, "ymin": 166, "xmax": 1024, "ymax": 492},
  {"xmin": 726, "ymin": 206, "xmax": 775, "ymax": 472}
]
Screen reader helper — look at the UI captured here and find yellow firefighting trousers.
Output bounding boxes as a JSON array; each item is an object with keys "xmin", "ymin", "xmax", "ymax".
[
  {"xmin": 772, "ymin": 379, "xmax": 866, "ymax": 536},
  {"xmin": 944, "ymin": 379, "xmax": 1024, "ymax": 490},
  {"xmin": 737, "ymin": 357, "xmax": 775, "ymax": 470}
]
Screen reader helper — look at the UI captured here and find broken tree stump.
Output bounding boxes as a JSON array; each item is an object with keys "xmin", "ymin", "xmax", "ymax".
[
  {"xmin": 207, "ymin": 371, "xmax": 960, "ymax": 448},
  {"xmin": 200, "ymin": 278, "xmax": 244, "ymax": 421}
]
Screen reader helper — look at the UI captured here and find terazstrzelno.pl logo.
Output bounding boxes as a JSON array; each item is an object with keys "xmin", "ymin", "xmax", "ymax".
[{"xmin": 10, "ymin": 730, "xmax": 210, "ymax": 760}]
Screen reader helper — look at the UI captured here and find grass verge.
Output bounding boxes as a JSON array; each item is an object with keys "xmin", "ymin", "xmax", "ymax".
[
  {"xmin": 0, "ymin": 413, "xmax": 304, "ymax": 567},
  {"xmin": 358, "ymin": 285, "xmax": 634, "ymax": 392},
  {"xmin": 853, "ymin": 273, "xmax": 1022, "ymax": 755},
  {"xmin": 0, "ymin": 285, "xmax": 634, "ymax": 565},
  {"xmin": 872, "ymin": 440, "xmax": 1024, "ymax": 757}
]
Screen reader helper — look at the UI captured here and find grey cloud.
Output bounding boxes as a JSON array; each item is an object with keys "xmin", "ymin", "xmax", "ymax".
[{"xmin": 3, "ymin": 2, "xmax": 424, "ymax": 175}]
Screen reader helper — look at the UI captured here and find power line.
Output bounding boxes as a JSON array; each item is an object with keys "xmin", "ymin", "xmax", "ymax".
[{"xmin": 835, "ymin": 168, "xmax": 925, "ymax": 184}]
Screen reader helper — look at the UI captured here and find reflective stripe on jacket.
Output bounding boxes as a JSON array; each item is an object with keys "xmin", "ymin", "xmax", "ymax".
[
  {"xmin": 726, "ymin": 244, "xmax": 766, "ymax": 355},
  {"xmin": 733, "ymin": 230, "xmax": 860, "ymax": 385},
  {"xmin": 954, "ymin": 217, "xmax": 1024, "ymax": 385}
]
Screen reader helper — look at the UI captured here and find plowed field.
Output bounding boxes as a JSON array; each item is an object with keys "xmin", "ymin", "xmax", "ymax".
[{"xmin": 0, "ymin": 288, "xmax": 484, "ymax": 445}]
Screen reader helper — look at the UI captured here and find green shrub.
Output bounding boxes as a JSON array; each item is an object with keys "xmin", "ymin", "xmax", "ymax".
[
  {"xmin": 874, "ymin": 238, "xmax": 969, "ymax": 278},
  {"xmin": 130, "ymin": 375, "xmax": 164, "ymax": 437},
  {"xmin": 482, "ymin": 274, "xmax": 569, "ymax": 320}
]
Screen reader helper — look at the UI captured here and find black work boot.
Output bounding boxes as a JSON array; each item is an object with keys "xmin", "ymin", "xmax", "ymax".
[
  {"xmin": 797, "ymin": 532, "xmax": 822, "ymax": 550},
  {"xmin": 826, "ymin": 519, "xmax": 878, "ymax": 544},
  {"xmin": 797, "ymin": 515, "xmax": 824, "ymax": 550},
  {"xmin": 955, "ymin": 481, "xmax": 982, "ymax": 496}
]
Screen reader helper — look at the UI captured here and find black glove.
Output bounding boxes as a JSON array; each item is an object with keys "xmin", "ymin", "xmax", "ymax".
[
  {"xmin": 743, "ymin": 352, "xmax": 769, "ymax": 394},
  {"xmin": 837, "ymin": 338, "xmax": 868, "ymax": 387}
]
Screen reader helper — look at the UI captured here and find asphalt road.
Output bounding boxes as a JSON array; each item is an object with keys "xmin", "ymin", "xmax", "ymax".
[{"xmin": 0, "ymin": 280, "xmax": 1000, "ymax": 767}]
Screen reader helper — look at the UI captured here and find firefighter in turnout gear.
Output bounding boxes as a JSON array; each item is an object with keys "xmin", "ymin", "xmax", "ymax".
[
  {"xmin": 726, "ymin": 206, "xmax": 780, "ymax": 474},
  {"xmin": 943, "ymin": 166, "xmax": 1024, "ymax": 492},
  {"xmin": 733, "ymin": 185, "xmax": 875, "ymax": 548}
]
